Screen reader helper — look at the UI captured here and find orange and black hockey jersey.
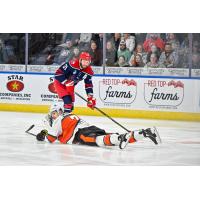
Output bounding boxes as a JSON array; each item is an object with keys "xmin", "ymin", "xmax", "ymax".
[{"xmin": 46, "ymin": 114, "xmax": 80, "ymax": 144}]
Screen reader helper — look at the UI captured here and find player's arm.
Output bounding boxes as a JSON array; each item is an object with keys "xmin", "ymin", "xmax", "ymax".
[
  {"xmin": 84, "ymin": 76, "xmax": 96, "ymax": 109},
  {"xmin": 36, "ymin": 116, "xmax": 62, "ymax": 143},
  {"xmin": 54, "ymin": 62, "xmax": 72, "ymax": 83}
]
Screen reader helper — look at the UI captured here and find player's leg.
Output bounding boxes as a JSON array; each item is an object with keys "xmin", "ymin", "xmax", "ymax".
[
  {"xmin": 96, "ymin": 132, "xmax": 132, "ymax": 149},
  {"xmin": 74, "ymin": 125, "xmax": 118, "ymax": 147},
  {"xmin": 77, "ymin": 132, "xmax": 129, "ymax": 149},
  {"xmin": 74, "ymin": 126, "xmax": 106, "ymax": 146},
  {"xmin": 74, "ymin": 126, "xmax": 132, "ymax": 149},
  {"xmin": 62, "ymin": 95, "xmax": 74, "ymax": 114},
  {"xmin": 54, "ymin": 80, "xmax": 74, "ymax": 114}
]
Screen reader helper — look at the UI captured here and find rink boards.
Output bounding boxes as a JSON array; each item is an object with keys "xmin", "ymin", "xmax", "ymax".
[{"xmin": 0, "ymin": 73, "xmax": 200, "ymax": 121}]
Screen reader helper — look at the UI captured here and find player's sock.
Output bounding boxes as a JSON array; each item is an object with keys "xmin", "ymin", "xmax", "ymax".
[
  {"xmin": 96, "ymin": 133, "xmax": 119, "ymax": 147},
  {"xmin": 63, "ymin": 103, "xmax": 73, "ymax": 115},
  {"xmin": 62, "ymin": 96, "xmax": 74, "ymax": 115}
]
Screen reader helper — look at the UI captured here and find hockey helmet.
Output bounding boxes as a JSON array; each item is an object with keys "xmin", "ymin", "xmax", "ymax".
[
  {"xmin": 79, "ymin": 52, "xmax": 91, "ymax": 62},
  {"xmin": 49, "ymin": 101, "xmax": 64, "ymax": 114}
]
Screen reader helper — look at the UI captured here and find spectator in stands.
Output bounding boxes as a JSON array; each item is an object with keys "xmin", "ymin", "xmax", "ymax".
[
  {"xmin": 71, "ymin": 47, "xmax": 80, "ymax": 61},
  {"xmin": 122, "ymin": 33, "xmax": 135, "ymax": 53},
  {"xmin": 106, "ymin": 33, "xmax": 114, "ymax": 41},
  {"xmin": 129, "ymin": 44, "xmax": 147, "ymax": 65},
  {"xmin": 89, "ymin": 41, "xmax": 102, "ymax": 66},
  {"xmin": 115, "ymin": 55, "xmax": 129, "ymax": 67},
  {"xmin": 129, "ymin": 54, "xmax": 145, "ymax": 67},
  {"xmin": 177, "ymin": 49, "xmax": 189, "ymax": 68},
  {"xmin": 31, "ymin": 45, "xmax": 54, "ymax": 65},
  {"xmin": 145, "ymin": 53, "xmax": 164, "ymax": 68},
  {"xmin": 45, "ymin": 51, "xmax": 55, "ymax": 65},
  {"xmin": 175, "ymin": 35, "xmax": 190, "ymax": 68},
  {"xmin": 114, "ymin": 33, "xmax": 121, "ymax": 54},
  {"xmin": 192, "ymin": 41, "xmax": 200, "ymax": 54},
  {"xmin": 159, "ymin": 43, "xmax": 179, "ymax": 68},
  {"xmin": 180, "ymin": 34, "xmax": 189, "ymax": 49},
  {"xmin": 192, "ymin": 53, "xmax": 200, "ymax": 69},
  {"xmin": 143, "ymin": 33, "xmax": 165, "ymax": 53},
  {"xmin": 166, "ymin": 33, "xmax": 180, "ymax": 51},
  {"xmin": 135, "ymin": 33, "xmax": 147, "ymax": 45},
  {"xmin": 145, "ymin": 33, "xmax": 161, "ymax": 40},
  {"xmin": 92, "ymin": 33, "xmax": 103, "ymax": 49},
  {"xmin": 54, "ymin": 39, "xmax": 74, "ymax": 64},
  {"xmin": 105, "ymin": 41, "xmax": 116, "ymax": 66},
  {"xmin": 2, "ymin": 42, "xmax": 18, "ymax": 64},
  {"xmin": 146, "ymin": 44, "xmax": 161, "ymax": 63},
  {"xmin": 62, "ymin": 33, "xmax": 80, "ymax": 47},
  {"xmin": 78, "ymin": 33, "xmax": 92, "ymax": 51},
  {"xmin": 117, "ymin": 40, "xmax": 131, "ymax": 63}
]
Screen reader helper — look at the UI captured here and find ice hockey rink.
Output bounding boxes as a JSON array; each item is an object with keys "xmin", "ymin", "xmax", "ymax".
[{"xmin": 0, "ymin": 111, "xmax": 200, "ymax": 166}]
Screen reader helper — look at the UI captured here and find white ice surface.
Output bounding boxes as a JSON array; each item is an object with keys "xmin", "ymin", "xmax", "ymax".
[{"xmin": 0, "ymin": 111, "xmax": 200, "ymax": 165}]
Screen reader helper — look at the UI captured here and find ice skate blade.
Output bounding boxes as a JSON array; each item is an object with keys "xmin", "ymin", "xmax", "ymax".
[{"xmin": 153, "ymin": 126, "xmax": 162, "ymax": 144}]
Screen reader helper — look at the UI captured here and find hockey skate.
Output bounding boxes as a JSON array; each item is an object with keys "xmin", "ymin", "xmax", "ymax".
[
  {"xmin": 118, "ymin": 132, "xmax": 132, "ymax": 149},
  {"xmin": 138, "ymin": 127, "xmax": 161, "ymax": 145}
]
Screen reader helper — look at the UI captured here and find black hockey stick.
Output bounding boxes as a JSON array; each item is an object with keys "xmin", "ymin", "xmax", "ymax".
[
  {"xmin": 75, "ymin": 92, "xmax": 130, "ymax": 132},
  {"xmin": 25, "ymin": 124, "xmax": 36, "ymax": 137}
]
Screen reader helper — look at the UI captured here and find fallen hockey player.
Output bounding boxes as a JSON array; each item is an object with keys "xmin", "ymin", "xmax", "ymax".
[{"xmin": 31, "ymin": 102, "xmax": 160, "ymax": 150}]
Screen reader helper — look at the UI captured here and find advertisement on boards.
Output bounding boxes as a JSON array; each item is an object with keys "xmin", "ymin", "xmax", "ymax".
[
  {"xmin": 144, "ymin": 79, "xmax": 184, "ymax": 109},
  {"xmin": 99, "ymin": 78, "xmax": 137, "ymax": 108}
]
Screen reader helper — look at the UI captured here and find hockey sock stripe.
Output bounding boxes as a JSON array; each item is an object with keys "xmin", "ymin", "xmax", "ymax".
[
  {"xmin": 64, "ymin": 108, "xmax": 72, "ymax": 112},
  {"xmin": 103, "ymin": 135, "xmax": 113, "ymax": 146},
  {"xmin": 80, "ymin": 134, "xmax": 96, "ymax": 143},
  {"xmin": 129, "ymin": 135, "xmax": 136, "ymax": 143},
  {"xmin": 64, "ymin": 104, "xmax": 73, "ymax": 113}
]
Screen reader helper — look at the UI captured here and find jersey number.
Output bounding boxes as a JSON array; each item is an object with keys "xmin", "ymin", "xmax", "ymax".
[
  {"xmin": 69, "ymin": 115, "xmax": 79, "ymax": 120},
  {"xmin": 63, "ymin": 65, "xmax": 68, "ymax": 70}
]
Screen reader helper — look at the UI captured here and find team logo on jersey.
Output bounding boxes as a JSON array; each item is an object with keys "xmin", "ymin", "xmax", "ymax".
[
  {"xmin": 144, "ymin": 79, "xmax": 184, "ymax": 107},
  {"xmin": 7, "ymin": 75, "xmax": 24, "ymax": 92},
  {"xmin": 99, "ymin": 78, "xmax": 137, "ymax": 105}
]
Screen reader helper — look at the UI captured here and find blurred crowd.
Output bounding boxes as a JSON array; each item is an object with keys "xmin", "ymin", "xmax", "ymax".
[{"xmin": 0, "ymin": 33, "xmax": 200, "ymax": 69}]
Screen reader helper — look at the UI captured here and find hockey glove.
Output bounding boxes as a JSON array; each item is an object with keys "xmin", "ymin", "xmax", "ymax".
[
  {"xmin": 36, "ymin": 129, "xmax": 48, "ymax": 141},
  {"xmin": 87, "ymin": 96, "xmax": 96, "ymax": 109}
]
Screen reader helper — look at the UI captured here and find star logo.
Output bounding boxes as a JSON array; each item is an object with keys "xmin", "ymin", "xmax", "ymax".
[
  {"xmin": 12, "ymin": 81, "xmax": 19, "ymax": 91},
  {"xmin": 7, "ymin": 80, "xmax": 24, "ymax": 92}
]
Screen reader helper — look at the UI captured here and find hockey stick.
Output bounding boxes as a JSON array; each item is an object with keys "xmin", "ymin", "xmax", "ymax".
[
  {"xmin": 25, "ymin": 124, "xmax": 36, "ymax": 137},
  {"xmin": 75, "ymin": 92, "xmax": 130, "ymax": 132}
]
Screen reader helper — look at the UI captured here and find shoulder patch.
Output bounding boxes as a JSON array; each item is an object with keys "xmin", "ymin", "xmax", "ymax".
[{"xmin": 69, "ymin": 59, "xmax": 80, "ymax": 70}]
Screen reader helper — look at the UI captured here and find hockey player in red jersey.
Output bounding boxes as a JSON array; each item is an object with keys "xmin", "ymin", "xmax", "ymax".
[
  {"xmin": 54, "ymin": 52, "xmax": 96, "ymax": 115},
  {"xmin": 35, "ymin": 102, "xmax": 160, "ymax": 149}
]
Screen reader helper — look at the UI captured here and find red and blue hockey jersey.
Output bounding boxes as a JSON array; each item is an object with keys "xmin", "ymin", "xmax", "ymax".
[{"xmin": 54, "ymin": 59, "xmax": 94, "ymax": 96}]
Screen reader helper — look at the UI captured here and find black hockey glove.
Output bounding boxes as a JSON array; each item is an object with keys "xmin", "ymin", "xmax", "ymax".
[{"xmin": 36, "ymin": 129, "xmax": 48, "ymax": 141}]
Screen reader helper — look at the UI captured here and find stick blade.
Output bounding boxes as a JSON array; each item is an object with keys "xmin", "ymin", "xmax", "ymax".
[{"xmin": 25, "ymin": 124, "xmax": 35, "ymax": 133}]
